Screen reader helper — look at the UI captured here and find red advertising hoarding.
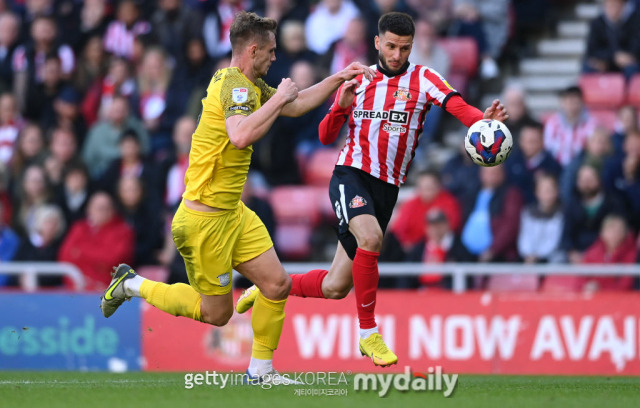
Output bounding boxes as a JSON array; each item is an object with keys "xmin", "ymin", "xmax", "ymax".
[{"xmin": 142, "ymin": 291, "xmax": 640, "ymax": 375}]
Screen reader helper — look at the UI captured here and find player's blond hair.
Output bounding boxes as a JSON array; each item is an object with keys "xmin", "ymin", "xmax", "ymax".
[{"xmin": 230, "ymin": 11, "xmax": 278, "ymax": 51}]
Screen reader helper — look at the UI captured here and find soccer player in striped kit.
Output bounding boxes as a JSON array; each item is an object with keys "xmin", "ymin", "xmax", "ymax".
[{"xmin": 238, "ymin": 11, "xmax": 508, "ymax": 367}]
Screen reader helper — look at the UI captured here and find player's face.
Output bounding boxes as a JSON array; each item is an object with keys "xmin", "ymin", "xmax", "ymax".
[
  {"xmin": 375, "ymin": 31, "xmax": 413, "ymax": 75},
  {"xmin": 253, "ymin": 32, "xmax": 277, "ymax": 78}
]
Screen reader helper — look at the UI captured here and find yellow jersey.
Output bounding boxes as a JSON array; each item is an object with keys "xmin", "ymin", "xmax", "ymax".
[{"xmin": 183, "ymin": 67, "xmax": 276, "ymax": 209}]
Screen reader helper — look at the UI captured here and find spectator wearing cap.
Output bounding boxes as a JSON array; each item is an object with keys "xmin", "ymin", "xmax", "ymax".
[
  {"xmin": 543, "ymin": 86, "xmax": 599, "ymax": 167},
  {"xmin": 583, "ymin": 0, "xmax": 640, "ymax": 80},
  {"xmin": 98, "ymin": 129, "xmax": 160, "ymax": 200},
  {"xmin": 405, "ymin": 208, "xmax": 469, "ymax": 289},
  {"xmin": 391, "ymin": 170, "xmax": 462, "ymax": 252},
  {"xmin": 82, "ymin": 95, "xmax": 149, "ymax": 179},
  {"xmin": 52, "ymin": 86, "xmax": 86, "ymax": 146},
  {"xmin": 54, "ymin": 161, "xmax": 92, "ymax": 227}
]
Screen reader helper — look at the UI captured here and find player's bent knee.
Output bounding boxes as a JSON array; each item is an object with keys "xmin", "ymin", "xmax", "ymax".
[
  {"xmin": 322, "ymin": 281, "xmax": 351, "ymax": 299},
  {"xmin": 201, "ymin": 308, "xmax": 233, "ymax": 327},
  {"xmin": 260, "ymin": 273, "xmax": 291, "ymax": 300},
  {"xmin": 357, "ymin": 231, "xmax": 383, "ymax": 252}
]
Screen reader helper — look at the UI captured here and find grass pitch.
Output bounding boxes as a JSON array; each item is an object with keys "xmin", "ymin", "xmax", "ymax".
[{"xmin": 2, "ymin": 371, "xmax": 639, "ymax": 408}]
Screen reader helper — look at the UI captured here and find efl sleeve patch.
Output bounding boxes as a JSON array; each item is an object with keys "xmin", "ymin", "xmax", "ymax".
[{"xmin": 232, "ymin": 88, "xmax": 249, "ymax": 103}]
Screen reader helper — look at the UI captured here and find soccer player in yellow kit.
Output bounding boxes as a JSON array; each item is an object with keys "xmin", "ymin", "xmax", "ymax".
[{"xmin": 99, "ymin": 11, "xmax": 374, "ymax": 383}]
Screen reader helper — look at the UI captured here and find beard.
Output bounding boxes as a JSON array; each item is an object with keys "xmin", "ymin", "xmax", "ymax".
[
  {"xmin": 579, "ymin": 186, "xmax": 600, "ymax": 200},
  {"xmin": 378, "ymin": 52, "xmax": 404, "ymax": 75}
]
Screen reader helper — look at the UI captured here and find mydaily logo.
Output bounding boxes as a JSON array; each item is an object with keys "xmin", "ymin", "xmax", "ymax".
[{"xmin": 354, "ymin": 366, "xmax": 458, "ymax": 397}]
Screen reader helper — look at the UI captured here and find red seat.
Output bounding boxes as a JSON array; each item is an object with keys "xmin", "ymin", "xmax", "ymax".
[
  {"xmin": 304, "ymin": 148, "xmax": 340, "ymax": 187},
  {"xmin": 487, "ymin": 274, "xmax": 539, "ymax": 293},
  {"xmin": 438, "ymin": 37, "xmax": 478, "ymax": 78},
  {"xmin": 540, "ymin": 276, "xmax": 585, "ymax": 293},
  {"xmin": 578, "ymin": 74, "xmax": 625, "ymax": 109},
  {"xmin": 274, "ymin": 224, "xmax": 313, "ymax": 260},
  {"xmin": 136, "ymin": 265, "xmax": 170, "ymax": 283},
  {"xmin": 270, "ymin": 186, "xmax": 322, "ymax": 226},
  {"xmin": 627, "ymin": 74, "xmax": 640, "ymax": 109},
  {"xmin": 590, "ymin": 109, "xmax": 618, "ymax": 132}
]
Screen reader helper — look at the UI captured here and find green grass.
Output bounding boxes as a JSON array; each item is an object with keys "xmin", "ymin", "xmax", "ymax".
[{"xmin": 1, "ymin": 372, "xmax": 639, "ymax": 408}]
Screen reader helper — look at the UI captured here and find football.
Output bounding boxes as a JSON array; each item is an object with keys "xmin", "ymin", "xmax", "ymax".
[{"xmin": 464, "ymin": 119, "xmax": 513, "ymax": 167}]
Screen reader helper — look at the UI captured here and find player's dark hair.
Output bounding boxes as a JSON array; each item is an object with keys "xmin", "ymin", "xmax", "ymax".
[
  {"xmin": 120, "ymin": 128, "xmax": 140, "ymax": 144},
  {"xmin": 560, "ymin": 85, "xmax": 583, "ymax": 99},
  {"xmin": 521, "ymin": 119, "xmax": 544, "ymax": 133},
  {"xmin": 417, "ymin": 169, "xmax": 441, "ymax": 183},
  {"xmin": 378, "ymin": 12, "xmax": 415, "ymax": 37},
  {"xmin": 230, "ymin": 11, "xmax": 278, "ymax": 51}
]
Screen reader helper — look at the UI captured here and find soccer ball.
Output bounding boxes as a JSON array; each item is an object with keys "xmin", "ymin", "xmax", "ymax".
[{"xmin": 464, "ymin": 119, "xmax": 513, "ymax": 167}]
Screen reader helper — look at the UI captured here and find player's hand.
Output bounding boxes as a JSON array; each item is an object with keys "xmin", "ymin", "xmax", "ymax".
[
  {"xmin": 276, "ymin": 78, "xmax": 299, "ymax": 104},
  {"xmin": 338, "ymin": 79, "xmax": 358, "ymax": 109},
  {"xmin": 340, "ymin": 61, "xmax": 376, "ymax": 81},
  {"xmin": 483, "ymin": 99, "xmax": 509, "ymax": 122}
]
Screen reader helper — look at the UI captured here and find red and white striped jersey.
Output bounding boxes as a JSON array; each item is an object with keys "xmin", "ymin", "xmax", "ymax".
[{"xmin": 334, "ymin": 63, "xmax": 458, "ymax": 186}]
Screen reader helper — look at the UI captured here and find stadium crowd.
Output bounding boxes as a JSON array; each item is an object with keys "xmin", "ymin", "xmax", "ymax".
[{"xmin": 0, "ymin": 0, "xmax": 639, "ymax": 293}]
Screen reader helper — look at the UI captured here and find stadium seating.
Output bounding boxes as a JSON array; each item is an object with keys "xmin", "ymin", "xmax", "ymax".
[
  {"xmin": 578, "ymin": 73, "xmax": 626, "ymax": 109},
  {"xmin": 438, "ymin": 37, "xmax": 479, "ymax": 78},
  {"xmin": 274, "ymin": 224, "xmax": 313, "ymax": 260},
  {"xmin": 136, "ymin": 265, "xmax": 170, "ymax": 283},
  {"xmin": 487, "ymin": 274, "xmax": 539, "ymax": 293},
  {"xmin": 590, "ymin": 109, "xmax": 618, "ymax": 132},
  {"xmin": 270, "ymin": 186, "xmax": 322, "ymax": 226},
  {"xmin": 540, "ymin": 275, "xmax": 583, "ymax": 293},
  {"xmin": 627, "ymin": 74, "xmax": 640, "ymax": 109},
  {"xmin": 303, "ymin": 148, "xmax": 341, "ymax": 187}
]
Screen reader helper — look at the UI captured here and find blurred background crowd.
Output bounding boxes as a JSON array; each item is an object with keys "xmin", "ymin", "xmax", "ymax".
[{"xmin": 0, "ymin": 0, "xmax": 639, "ymax": 293}]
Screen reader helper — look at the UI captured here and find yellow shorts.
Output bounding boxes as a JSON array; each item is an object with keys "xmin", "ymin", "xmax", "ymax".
[{"xmin": 171, "ymin": 200, "xmax": 273, "ymax": 295}]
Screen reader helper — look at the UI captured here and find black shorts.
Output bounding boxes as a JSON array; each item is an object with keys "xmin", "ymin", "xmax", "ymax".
[{"xmin": 328, "ymin": 165, "xmax": 400, "ymax": 259}]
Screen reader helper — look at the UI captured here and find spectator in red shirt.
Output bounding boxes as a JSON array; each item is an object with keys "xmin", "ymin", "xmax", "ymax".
[
  {"xmin": 58, "ymin": 191, "xmax": 134, "ymax": 290},
  {"xmin": 390, "ymin": 170, "xmax": 461, "ymax": 252},
  {"xmin": 581, "ymin": 214, "xmax": 637, "ymax": 292}
]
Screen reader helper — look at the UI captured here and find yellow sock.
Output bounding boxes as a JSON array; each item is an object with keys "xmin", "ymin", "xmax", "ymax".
[
  {"xmin": 251, "ymin": 292, "xmax": 287, "ymax": 359},
  {"xmin": 140, "ymin": 280, "xmax": 202, "ymax": 322}
]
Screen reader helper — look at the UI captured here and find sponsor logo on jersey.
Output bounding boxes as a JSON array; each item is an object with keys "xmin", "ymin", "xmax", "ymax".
[
  {"xmin": 218, "ymin": 272, "xmax": 231, "ymax": 287},
  {"xmin": 393, "ymin": 87, "xmax": 412, "ymax": 101},
  {"xmin": 228, "ymin": 105, "xmax": 251, "ymax": 113},
  {"xmin": 349, "ymin": 195, "xmax": 367, "ymax": 209},
  {"xmin": 382, "ymin": 123, "xmax": 407, "ymax": 134},
  {"xmin": 352, "ymin": 109, "xmax": 408, "ymax": 124},
  {"xmin": 232, "ymin": 88, "xmax": 249, "ymax": 103}
]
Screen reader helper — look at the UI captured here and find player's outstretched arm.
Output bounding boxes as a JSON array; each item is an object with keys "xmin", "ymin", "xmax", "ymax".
[
  {"xmin": 280, "ymin": 62, "xmax": 375, "ymax": 118},
  {"xmin": 318, "ymin": 79, "xmax": 358, "ymax": 145},
  {"xmin": 226, "ymin": 78, "xmax": 298, "ymax": 149},
  {"xmin": 445, "ymin": 96, "xmax": 509, "ymax": 128},
  {"xmin": 482, "ymin": 99, "xmax": 509, "ymax": 122}
]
